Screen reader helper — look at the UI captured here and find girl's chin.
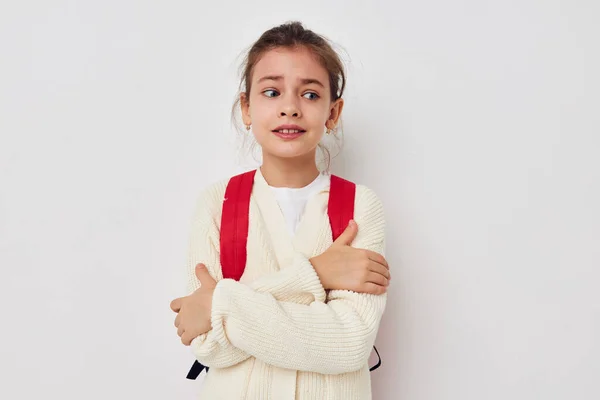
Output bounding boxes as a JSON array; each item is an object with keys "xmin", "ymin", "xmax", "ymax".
[{"xmin": 261, "ymin": 144, "xmax": 319, "ymax": 160}]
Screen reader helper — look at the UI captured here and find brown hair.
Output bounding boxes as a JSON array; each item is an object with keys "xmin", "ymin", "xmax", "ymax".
[{"xmin": 231, "ymin": 21, "xmax": 347, "ymax": 171}]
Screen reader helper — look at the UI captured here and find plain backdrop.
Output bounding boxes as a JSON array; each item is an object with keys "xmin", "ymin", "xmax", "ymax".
[{"xmin": 1, "ymin": 1, "xmax": 598, "ymax": 399}]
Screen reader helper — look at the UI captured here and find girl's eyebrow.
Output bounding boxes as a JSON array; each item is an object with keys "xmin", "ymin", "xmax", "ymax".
[
  {"xmin": 257, "ymin": 75, "xmax": 283, "ymax": 83},
  {"xmin": 257, "ymin": 75, "xmax": 325, "ymax": 88},
  {"xmin": 300, "ymin": 78, "xmax": 325, "ymax": 88}
]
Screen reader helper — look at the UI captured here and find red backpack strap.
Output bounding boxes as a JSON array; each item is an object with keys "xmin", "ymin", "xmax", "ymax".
[
  {"xmin": 220, "ymin": 169, "xmax": 256, "ymax": 281},
  {"xmin": 328, "ymin": 175, "xmax": 356, "ymax": 241}
]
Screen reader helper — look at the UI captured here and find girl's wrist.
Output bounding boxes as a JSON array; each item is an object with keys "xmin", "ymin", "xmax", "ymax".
[{"xmin": 309, "ymin": 255, "xmax": 329, "ymax": 289}]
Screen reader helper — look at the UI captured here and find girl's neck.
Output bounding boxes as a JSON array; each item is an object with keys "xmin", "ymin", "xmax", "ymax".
[{"xmin": 260, "ymin": 152, "xmax": 320, "ymax": 188}]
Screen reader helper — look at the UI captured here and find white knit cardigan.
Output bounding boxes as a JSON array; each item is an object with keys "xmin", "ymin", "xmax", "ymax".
[{"xmin": 185, "ymin": 168, "xmax": 387, "ymax": 399}]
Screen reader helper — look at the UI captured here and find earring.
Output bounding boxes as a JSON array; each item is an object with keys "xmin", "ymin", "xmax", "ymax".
[{"xmin": 246, "ymin": 124, "xmax": 251, "ymax": 131}]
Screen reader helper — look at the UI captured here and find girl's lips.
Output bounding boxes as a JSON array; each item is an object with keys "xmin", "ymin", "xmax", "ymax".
[
  {"xmin": 272, "ymin": 124, "xmax": 306, "ymax": 132},
  {"xmin": 272, "ymin": 129, "xmax": 305, "ymax": 133},
  {"xmin": 272, "ymin": 130, "xmax": 305, "ymax": 140}
]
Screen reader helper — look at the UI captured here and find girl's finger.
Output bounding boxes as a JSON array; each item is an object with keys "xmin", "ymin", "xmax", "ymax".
[
  {"xmin": 181, "ymin": 331, "xmax": 193, "ymax": 346},
  {"xmin": 366, "ymin": 271, "xmax": 388, "ymax": 287},
  {"xmin": 362, "ymin": 282, "xmax": 387, "ymax": 295},
  {"xmin": 366, "ymin": 251, "xmax": 388, "ymax": 269},
  {"xmin": 170, "ymin": 298, "xmax": 182, "ymax": 312},
  {"xmin": 368, "ymin": 262, "xmax": 391, "ymax": 280}
]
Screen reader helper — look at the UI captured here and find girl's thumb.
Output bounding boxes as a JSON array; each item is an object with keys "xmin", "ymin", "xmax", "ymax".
[{"xmin": 334, "ymin": 220, "xmax": 358, "ymax": 245}]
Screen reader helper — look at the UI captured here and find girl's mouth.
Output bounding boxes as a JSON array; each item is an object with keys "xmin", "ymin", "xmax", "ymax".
[
  {"xmin": 272, "ymin": 129, "xmax": 305, "ymax": 139},
  {"xmin": 272, "ymin": 129, "xmax": 305, "ymax": 134}
]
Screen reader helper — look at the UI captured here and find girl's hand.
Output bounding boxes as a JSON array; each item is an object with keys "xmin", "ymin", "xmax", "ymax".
[
  {"xmin": 170, "ymin": 264, "xmax": 216, "ymax": 346},
  {"xmin": 310, "ymin": 220, "xmax": 390, "ymax": 295}
]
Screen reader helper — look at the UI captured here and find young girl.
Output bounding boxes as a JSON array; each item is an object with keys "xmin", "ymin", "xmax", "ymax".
[{"xmin": 170, "ymin": 21, "xmax": 391, "ymax": 399}]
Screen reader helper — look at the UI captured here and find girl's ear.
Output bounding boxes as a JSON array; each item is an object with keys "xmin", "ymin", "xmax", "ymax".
[
  {"xmin": 240, "ymin": 92, "xmax": 251, "ymax": 125},
  {"xmin": 326, "ymin": 98, "xmax": 344, "ymax": 130}
]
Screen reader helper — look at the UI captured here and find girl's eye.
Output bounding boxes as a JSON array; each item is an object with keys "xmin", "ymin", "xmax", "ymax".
[
  {"xmin": 263, "ymin": 89, "xmax": 279, "ymax": 98},
  {"xmin": 303, "ymin": 92, "xmax": 320, "ymax": 100}
]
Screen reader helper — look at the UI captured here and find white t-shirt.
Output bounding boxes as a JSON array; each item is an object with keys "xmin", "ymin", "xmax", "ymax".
[{"xmin": 268, "ymin": 173, "xmax": 330, "ymax": 238}]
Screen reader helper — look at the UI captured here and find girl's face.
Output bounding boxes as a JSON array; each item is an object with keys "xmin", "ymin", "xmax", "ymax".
[{"xmin": 241, "ymin": 46, "xmax": 343, "ymax": 162}]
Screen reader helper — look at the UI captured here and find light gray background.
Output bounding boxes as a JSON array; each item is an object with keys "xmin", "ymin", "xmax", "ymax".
[{"xmin": 1, "ymin": 1, "xmax": 598, "ymax": 399}]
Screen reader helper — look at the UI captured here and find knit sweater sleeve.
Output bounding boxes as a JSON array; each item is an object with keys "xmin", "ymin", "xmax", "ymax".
[
  {"xmin": 207, "ymin": 185, "xmax": 387, "ymax": 374},
  {"xmin": 185, "ymin": 182, "xmax": 327, "ymax": 368}
]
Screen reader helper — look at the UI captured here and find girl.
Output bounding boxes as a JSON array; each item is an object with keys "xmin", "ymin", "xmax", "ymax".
[{"xmin": 170, "ymin": 21, "xmax": 391, "ymax": 400}]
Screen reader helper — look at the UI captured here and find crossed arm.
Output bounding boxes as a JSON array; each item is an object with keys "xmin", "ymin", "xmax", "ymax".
[{"xmin": 179, "ymin": 185, "xmax": 388, "ymax": 374}]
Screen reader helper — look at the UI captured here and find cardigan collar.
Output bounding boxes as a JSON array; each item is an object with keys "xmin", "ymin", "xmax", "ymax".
[{"xmin": 251, "ymin": 167, "xmax": 332, "ymax": 267}]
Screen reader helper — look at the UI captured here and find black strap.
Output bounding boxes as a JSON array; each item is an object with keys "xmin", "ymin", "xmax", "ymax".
[
  {"xmin": 369, "ymin": 346, "xmax": 382, "ymax": 371},
  {"xmin": 186, "ymin": 360, "xmax": 209, "ymax": 380}
]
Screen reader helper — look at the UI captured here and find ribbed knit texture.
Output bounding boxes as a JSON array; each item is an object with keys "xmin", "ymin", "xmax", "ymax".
[{"xmin": 185, "ymin": 168, "xmax": 387, "ymax": 400}]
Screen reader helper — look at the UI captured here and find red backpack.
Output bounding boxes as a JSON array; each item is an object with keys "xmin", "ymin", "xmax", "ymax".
[{"xmin": 186, "ymin": 169, "xmax": 381, "ymax": 379}]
